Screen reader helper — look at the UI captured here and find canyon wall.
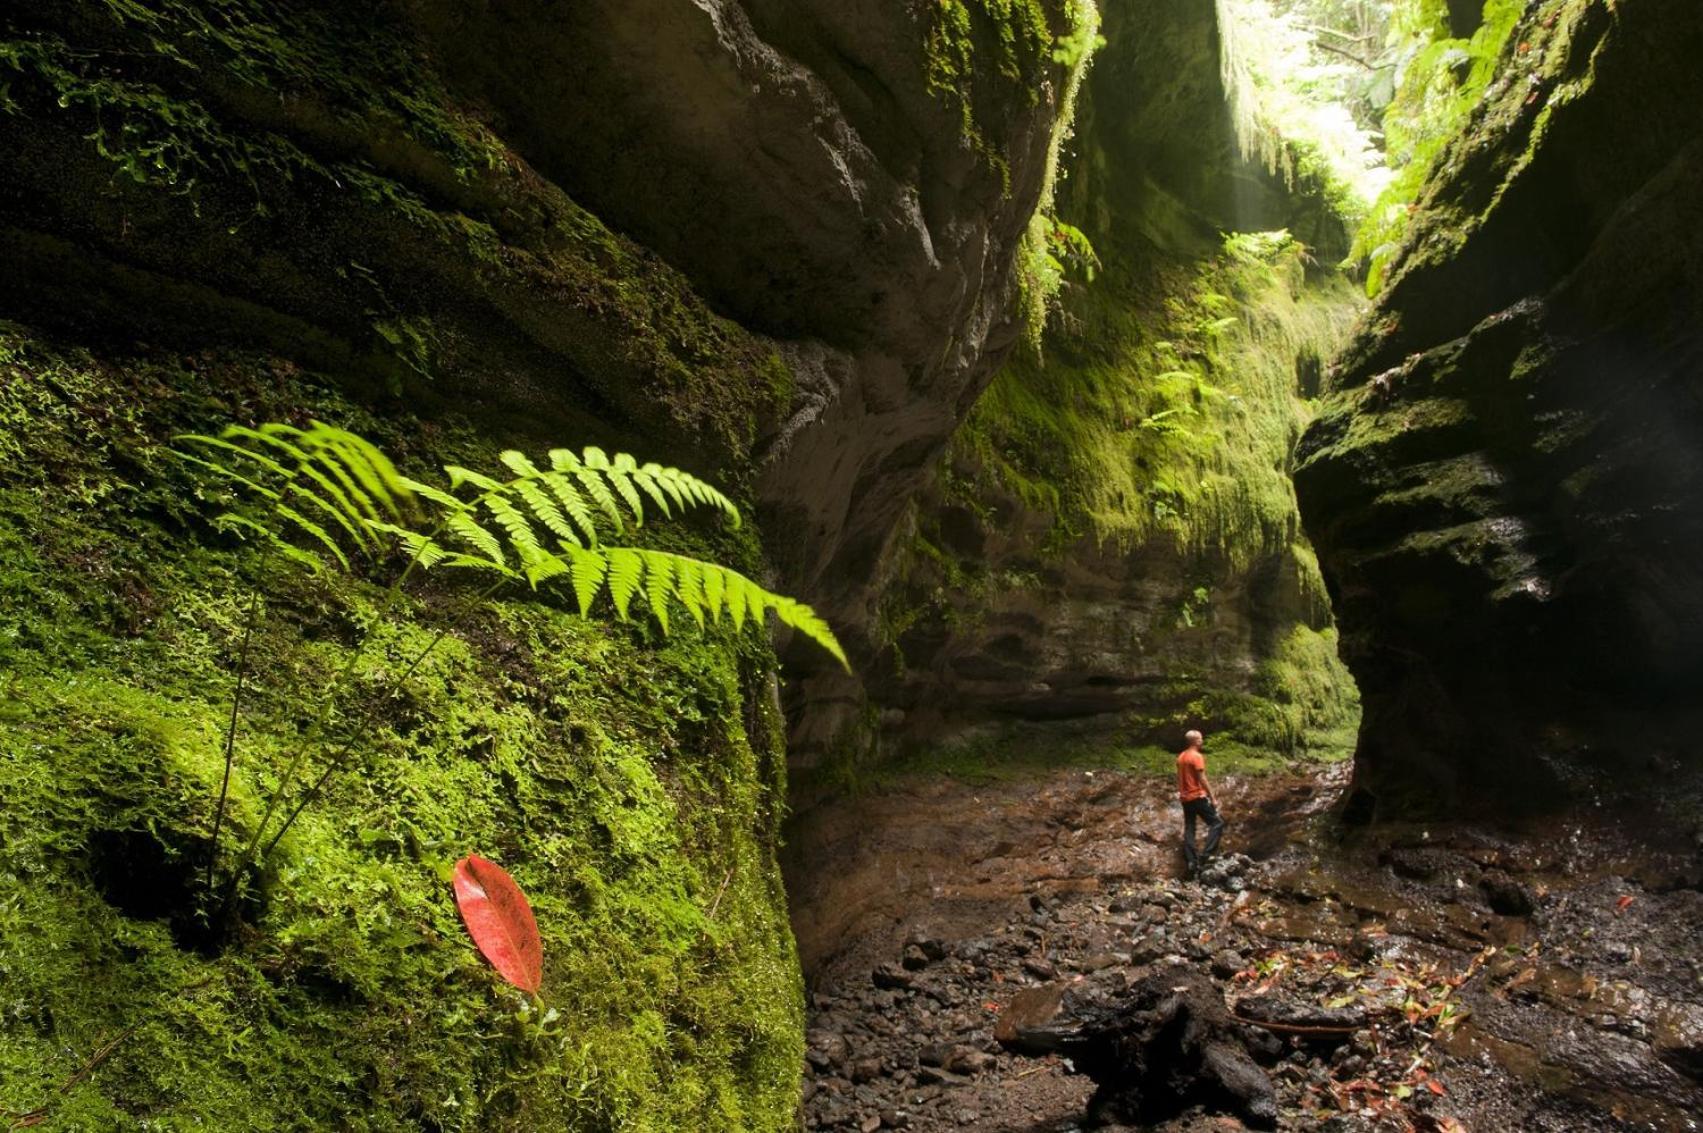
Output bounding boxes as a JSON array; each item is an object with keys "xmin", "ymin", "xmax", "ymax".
[
  {"xmin": 824, "ymin": 0, "xmax": 1363, "ymax": 782},
  {"xmin": 1296, "ymin": 0, "xmax": 1703, "ymax": 818},
  {"xmin": 0, "ymin": 1, "xmax": 1087, "ymax": 1126}
]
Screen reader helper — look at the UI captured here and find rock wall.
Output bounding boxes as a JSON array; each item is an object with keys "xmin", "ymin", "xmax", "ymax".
[
  {"xmin": 825, "ymin": 0, "xmax": 1362, "ymax": 779},
  {"xmin": 1295, "ymin": 0, "xmax": 1703, "ymax": 818},
  {"xmin": 0, "ymin": 0, "xmax": 1086, "ymax": 1126}
]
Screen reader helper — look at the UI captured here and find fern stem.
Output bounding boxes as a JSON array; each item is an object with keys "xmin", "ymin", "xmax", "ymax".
[
  {"xmin": 205, "ymin": 578, "xmax": 265, "ymax": 893},
  {"xmin": 219, "ymin": 525, "xmax": 445, "ymax": 917},
  {"xmin": 257, "ymin": 578, "xmax": 506, "ymax": 862}
]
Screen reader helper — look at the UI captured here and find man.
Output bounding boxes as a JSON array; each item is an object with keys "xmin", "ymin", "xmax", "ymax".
[{"xmin": 1177, "ymin": 729, "xmax": 1225, "ymax": 879}]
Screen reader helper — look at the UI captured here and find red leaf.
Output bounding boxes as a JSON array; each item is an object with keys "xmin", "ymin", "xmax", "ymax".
[
  {"xmin": 453, "ymin": 855, "xmax": 543, "ymax": 994},
  {"xmin": 1426, "ymin": 1078, "xmax": 1447, "ymax": 1096},
  {"xmin": 1615, "ymin": 894, "xmax": 1634, "ymax": 913}
]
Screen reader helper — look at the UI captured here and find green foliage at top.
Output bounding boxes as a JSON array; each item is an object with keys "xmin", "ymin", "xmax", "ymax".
[
  {"xmin": 0, "ymin": 324, "xmax": 804, "ymax": 1131},
  {"xmin": 1216, "ymin": 0, "xmax": 1392, "ymax": 222},
  {"xmin": 1349, "ymin": 0, "xmax": 1524, "ymax": 293},
  {"xmin": 921, "ymin": 0, "xmax": 1102, "ymax": 346}
]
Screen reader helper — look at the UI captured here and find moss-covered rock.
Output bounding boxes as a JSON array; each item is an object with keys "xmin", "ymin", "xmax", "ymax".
[
  {"xmin": 1296, "ymin": 0, "xmax": 1703, "ymax": 819},
  {"xmin": 0, "ymin": 324, "xmax": 803, "ymax": 1130},
  {"xmin": 0, "ymin": 0, "xmax": 1097, "ymax": 1121},
  {"xmin": 807, "ymin": 0, "xmax": 1363, "ymax": 789}
]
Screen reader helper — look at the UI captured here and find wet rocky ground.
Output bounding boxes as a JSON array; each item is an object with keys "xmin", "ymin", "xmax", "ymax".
[{"xmin": 786, "ymin": 763, "xmax": 1703, "ymax": 1132}]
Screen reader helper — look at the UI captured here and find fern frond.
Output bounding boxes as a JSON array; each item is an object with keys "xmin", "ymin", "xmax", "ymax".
[
  {"xmin": 173, "ymin": 422, "xmax": 419, "ymax": 573},
  {"xmin": 212, "ymin": 513, "xmax": 328, "ymax": 575},
  {"xmin": 672, "ymin": 555, "xmax": 707, "ymax": 629},
  {"xmin": 367, "ymin": 520, "xmax": 448, "ymax": 570},
  {"xmin": 595, "ymin": 450, "xmax": 646, "ymax": 525},
  {"xmin": 273, "ymin": 502, "xmax": 351, "ymax": 571},
  {"xmin": 551, "ymin": 448, "xmax": 624, "ymax": 530},
  {"xmin": 700, "ymin": 560, "xmax": 728, "ymax": 622},
  {"xmin": 767, "ymin": 596, "xmax": 849, "ymax": 669},
  {"xmin": 605, "ymin": 547, "xmax": 644, "ymax": 619},
  {"xmin": 564, "ymin": 543, "xmax": 609, "ymax": 616},
  {"xmin": 445, "ymin": 510, "xmax": 505, "ymax": 568},
  {"xmin": 171, "ymin": 450, "xmax": 285, "ymax": 502},
  {"xmin": 627, "ymin": 463, "xmax": 672, "ymax": 518},
  {"xmin": 538, "ymin": 470, "xmax": 600, "ymax": 545},
  {"xmin": 438, "ymin": 552, "xmax": 513, "ymax": 573},
  {"xmin": 510, "ymin": 477, "xmax": 580, "ymax": 547},
  {"xmin": 519, "ymin": 544, "xmax": 569, "ymax": 588},
  {"xmin": 306, "ymin": 422, "xmax": 407, "ymax": 519},
  {"xmin": 483, "ymin": 494, "xmax": 540, "ymax": 560},
  {"xmin": 445, "ymin": 464, "xmax": 505, "ymax": 493},
  {"xmin": 397, "ymin": 476, "xmax": 467, "ymax": 512},
  {"xmin": 642, "ymin": 549, "xmax": 673, "ymax": 632}
]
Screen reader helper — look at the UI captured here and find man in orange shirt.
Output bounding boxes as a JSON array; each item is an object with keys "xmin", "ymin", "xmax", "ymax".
[{"xmin": 1177, "ymin": 729, "xmax": 1225, "ymax": 879}]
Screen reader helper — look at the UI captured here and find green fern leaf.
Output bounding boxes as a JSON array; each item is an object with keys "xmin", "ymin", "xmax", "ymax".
[
  {"xmin": 538, "ymin": 470, "xmax": 600, "ymax": 546},
  {"xmin": 520, "ymin": 545, "xmax": 569, "ymax": 588},
  {"xmin": 483, "ymin": 494, "xmax": 540, "ymax": 559},
  {"xmin": 170, "ymin": 450, "xmax": 284, "ymax": 502},
  {"xmin": 769, "ymin": 596, "xmax": 849, "ymax": 668},
  {"xmin": 368, "ymin": 521, "xmax": 448, "ymax": 569},
  {"xmin": 551, "ymin": 448, "xmax": 624, "ymax": 529},
  {"xmin": 607, "ymin": 464, "xmax": 645, "ymax": 526},
  {"xmin": 671, "ymin": 554, "xmax": 707, "ymax": 629},
  {"xmin": 290, "ymin": 462, "xmax": 375, "ymax": 549},
  {"xmin": 213, "ymin": 513, "xmax": 327, "ymax": 575},
  {"xmin": 397, "ymin": 476, "xmax": 467, "ymax": 512},
  {"xmin": 511, "ymin": 477, "xmax": 580, "ymax": 546},
  {"xmin": 643, "ymin": 550, "xmax": 673, "ymax": 632},
  {"xmin": 644, "ymin": 464, "xmax": 689, "ymax": 514},
  {"xmin": 628, "ymin": 465, "xmax": 672, "ymax": 518},
  {"xmin": 445, "ymin": 464, "xmax": 504, "ymax": 493},
  {"xmin": 175, "ymin": 433, "xmax": 292, "ymax": 479},
  {"xmin": 446, "ymin": 510, "xmax": 504, "ymax": 567},
  {"xmin": 274, "ymin": 501, "xmax": 351, "ymax": 570},
  {"xmin": 565, "ymin": 544, "xmax": 609, "ymax": 616},
  {"xmin": 438, "ymin": 552, "xmax": 512, "ymax": 574},
  {"xmin": 606, "ymin": 547, "xmax": 644, "ymax": 620},
  {"xmin": 309, "ymin": 423, "xmax": 408, "ymax": 519},
  {"xmin": 724, "ymin": 572, "xmax": 753, "ymax": 631},
  {"xmin": 700, "ymin": 561, "xmax": 728, "ymax": 623}
]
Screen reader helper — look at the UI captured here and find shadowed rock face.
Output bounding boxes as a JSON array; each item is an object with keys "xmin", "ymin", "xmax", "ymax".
[
  {"xmin": 413, "ymin": 0, "xmax": 1082, "ymax": 756},
  {"xmin": 1295, "ymin": 0, "xmax": 1703, "ymax": 818},
  {"xmin": 0, "ymin": 1, "xmax": 1081, "ymax": 768}
]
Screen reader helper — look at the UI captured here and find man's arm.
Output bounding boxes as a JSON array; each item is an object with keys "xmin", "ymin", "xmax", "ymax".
[{"xmin": 1201, "ymin": 771, "xmax": 1215, "ymax": 803}]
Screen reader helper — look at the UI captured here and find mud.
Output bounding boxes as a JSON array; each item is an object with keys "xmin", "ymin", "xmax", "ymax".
[{"xmin": 785, "ymin": 763, "xmax": 1703, "ymax": 1131}]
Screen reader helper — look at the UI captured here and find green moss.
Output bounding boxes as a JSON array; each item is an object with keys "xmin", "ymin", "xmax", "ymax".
[
  {"xmin": 925, "ymin": 0, "xmax": 1098, "ymax": 201},
  {"xmin": 961, "ymin": 230, "xmax": 1360, "ymax": 567},
  {"xmin": 1012, "ymin": 0, "xmax": 1102, "ymax": 345},
  {"xmin": 0, "ymin": 1, "xmax": 791, "ymax": 465},
  {"xmin": 880, "ymin": 725, "xmax": 1327, "ymax": 789},
  {"xmin": 0, "ymin": 322, "xmax": 802, "ymax": 1131},
  {"xmin": 872, "ymin": 227, "xmax": 1362, "ymax": 768}
]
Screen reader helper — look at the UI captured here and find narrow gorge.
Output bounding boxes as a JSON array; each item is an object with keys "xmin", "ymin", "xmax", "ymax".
[{"xmin": 0, "ymin": 1, "xmax": 1697, "ymax": 1131}]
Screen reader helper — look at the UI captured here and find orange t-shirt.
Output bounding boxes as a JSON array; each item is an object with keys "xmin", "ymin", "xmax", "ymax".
[{"xmin": 1177, "ymin": 748, "xmax": 1208, "ymax": 802}]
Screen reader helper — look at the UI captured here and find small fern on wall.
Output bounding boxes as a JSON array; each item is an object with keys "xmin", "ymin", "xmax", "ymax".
[{"xmin": 173, "ymin": 421, "xmax": 845, "ymax": 929}]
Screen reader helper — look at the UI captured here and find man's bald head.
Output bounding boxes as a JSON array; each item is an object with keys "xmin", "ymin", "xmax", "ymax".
[{"xmin": 1184, "ymin": 730, "xmax": 1203, "ymax": 747}]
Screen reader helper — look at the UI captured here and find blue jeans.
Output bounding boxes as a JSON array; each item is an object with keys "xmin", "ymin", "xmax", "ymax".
[{"xmin": 1182, "ymin": 797, "xmax": 1224, "ymax": 872}]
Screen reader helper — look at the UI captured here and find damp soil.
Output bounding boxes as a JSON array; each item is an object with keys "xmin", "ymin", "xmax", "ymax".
[{"xmin": 784, "ymin": 762, "xmax": 1703, "ymax": 1132}]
